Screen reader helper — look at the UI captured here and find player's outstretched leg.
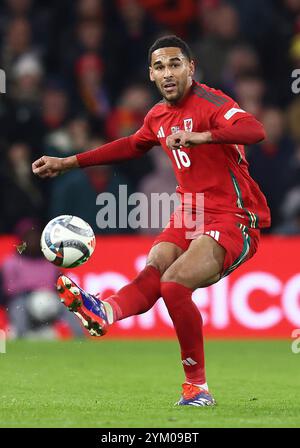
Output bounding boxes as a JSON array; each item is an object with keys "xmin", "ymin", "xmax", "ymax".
[
  {"xmin": 56, "ymin": 243, "xmax": 182, "ymax": 336},
  {"xmin": 102, "ymin": 243, "xmax": 182, "ymax": 322},
  {"xmin": 56, "ymin": 265, "xmax": 162, "ymax": 337},
  {"xmin": 56, "ymin": 264, "xmax": 162, "ymax": 337},
  {"xmin": 56, "ymin": 275, "xmax": 109, "ymax": 337}
]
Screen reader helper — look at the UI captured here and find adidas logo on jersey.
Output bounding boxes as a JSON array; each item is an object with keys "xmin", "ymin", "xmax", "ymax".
[{"xmin": 157, "ymin": 126, "xmax": 165, "ymax": 138}]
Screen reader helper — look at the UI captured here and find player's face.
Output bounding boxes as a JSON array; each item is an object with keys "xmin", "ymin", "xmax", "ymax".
[{"xmin": 149, "ymin": 47, "xmax": 194, "ymax": 104}]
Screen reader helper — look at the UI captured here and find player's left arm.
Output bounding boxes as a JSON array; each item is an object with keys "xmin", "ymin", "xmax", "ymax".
[
  {"xmin": 166, "ymin": 103, "xmax": 266, "ymax": 150},
  {"xmin": 208, "ymin": 101, "xmax": 266, "ymax": 144}
]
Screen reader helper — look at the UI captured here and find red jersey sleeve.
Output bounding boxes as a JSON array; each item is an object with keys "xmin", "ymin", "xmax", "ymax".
[
  {"xmin": 76, "ymin": 109, "xmax": 158, "ymax": 168},
  {"xmin": 209, "ymin": 99, "xmax": 252, "ymax": 128},
  {"xmin": 131, "ymin": 109, "xmax": 159, "ymax": 151},
  {"xmin": 207, "ymin": 98, "xmax": 265, "ymax": 145}
]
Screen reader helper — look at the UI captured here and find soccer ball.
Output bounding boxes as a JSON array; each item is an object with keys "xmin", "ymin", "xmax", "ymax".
[{"xmin": 40, "ymin": 215, "xmax": 96, "ymax": 268}]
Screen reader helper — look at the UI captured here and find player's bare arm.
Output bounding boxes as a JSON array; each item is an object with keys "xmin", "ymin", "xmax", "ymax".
[{"xmin": 32, "ymin": 155, "xmax": 78, "ymax": 178}]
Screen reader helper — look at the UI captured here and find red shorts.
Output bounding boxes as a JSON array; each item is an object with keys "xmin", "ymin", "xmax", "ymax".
[{"xmin": 152, "ymin": 209, "xmax": 260, "ymax": 277}]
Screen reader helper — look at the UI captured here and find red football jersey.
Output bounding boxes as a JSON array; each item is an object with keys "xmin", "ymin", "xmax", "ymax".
[{"xmin": 134, "ymin": 80, "xmax": 271, "ymax": 229}]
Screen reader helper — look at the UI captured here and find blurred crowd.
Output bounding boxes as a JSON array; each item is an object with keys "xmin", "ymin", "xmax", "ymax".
[{"xmin": 1, "ymin": 0, "xmax": 300, "ymax": 237}]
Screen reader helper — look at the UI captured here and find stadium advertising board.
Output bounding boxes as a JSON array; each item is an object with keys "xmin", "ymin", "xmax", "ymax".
[{"xmin": 0, "ymin": 235, "xmax": 299, "ymax": 338}]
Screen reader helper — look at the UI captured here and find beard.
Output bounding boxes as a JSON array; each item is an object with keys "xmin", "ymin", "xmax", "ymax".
[{"xmin": 157, "ymin": 82, "xmax": 185, "ymax": 104}]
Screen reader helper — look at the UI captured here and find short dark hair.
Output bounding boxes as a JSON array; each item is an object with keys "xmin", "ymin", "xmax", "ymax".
[{"xmin": 148, "ymin": 35, "xmax": 192, "ymax": 65}]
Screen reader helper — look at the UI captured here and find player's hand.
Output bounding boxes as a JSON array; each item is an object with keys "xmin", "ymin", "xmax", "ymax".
[
  {"xmin": 32, "ymin": 155, "xmax": 79, "ymax": 178},
  {"xmin": 166, "ymin": 131, "xmax": 212, "ymax": 150},
  {"xmin": 32, "ymin": 156, "xmax": 66, "ymax": 178},
  {"xmin": 166, "ymin": 131, "xmax": 193, "ymax": 150}
]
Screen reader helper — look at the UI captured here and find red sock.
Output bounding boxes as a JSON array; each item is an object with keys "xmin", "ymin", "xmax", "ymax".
[
  {"xmin": 103, "ymin": 265, "xmax": 161, "ymax": 321},
  {"xmin": 161, "ymin": 281, "xmax": 206, "ymax": 385}
]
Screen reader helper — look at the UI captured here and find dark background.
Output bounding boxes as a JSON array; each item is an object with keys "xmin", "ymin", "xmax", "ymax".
[{"xmin": 0, "ymin": 0, "xmax": 300, "ymax": 236}]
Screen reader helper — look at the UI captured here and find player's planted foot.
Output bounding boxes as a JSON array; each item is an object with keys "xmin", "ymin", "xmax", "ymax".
[
  {"xmin": 175, "ymin": 383, "xmax": 216, "ymax": 407},
  {"xmin": 56, "ymin": 275, "xmax": 109, "ymax": 337}
]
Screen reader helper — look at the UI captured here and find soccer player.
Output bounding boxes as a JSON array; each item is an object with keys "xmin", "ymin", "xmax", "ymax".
[{"xmin": 32, "ymin": 36, "xmax": 270, "ymax": 407}]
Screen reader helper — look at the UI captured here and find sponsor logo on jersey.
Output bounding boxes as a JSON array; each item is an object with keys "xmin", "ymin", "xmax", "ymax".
[
  {"xmin": 183, "ymin": 118, "xmax": 193, "ymax": 132},
  {"xmin": 157, "ymin": 126, "xmax": 165, "ymax": 138}
]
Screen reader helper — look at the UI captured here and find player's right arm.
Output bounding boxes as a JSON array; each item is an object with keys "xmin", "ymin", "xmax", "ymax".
[{"xmin": 32, "ymin": 111, "xmax": 158, "ymax": 178}]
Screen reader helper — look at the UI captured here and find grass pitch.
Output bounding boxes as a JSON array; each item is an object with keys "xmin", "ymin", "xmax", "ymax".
[{"xmin": 0, "ymin": 339, "xmax": 299, "ymax": 428}]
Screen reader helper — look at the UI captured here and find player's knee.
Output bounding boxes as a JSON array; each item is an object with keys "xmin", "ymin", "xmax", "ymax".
[
  {"xmin": 146, "ymin": 242, "xmax": 183, "ymax": 276},
  {"xmin": 161, "ymin": 266, "xmax": 189, "ymax": 285},
  {"xmin": 161, "ymin": 266, "xmax": 221, "ymax": 289},
  {"xmin": 146, "ymin": 250, "xmax": 177, "ymax": 275}
]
